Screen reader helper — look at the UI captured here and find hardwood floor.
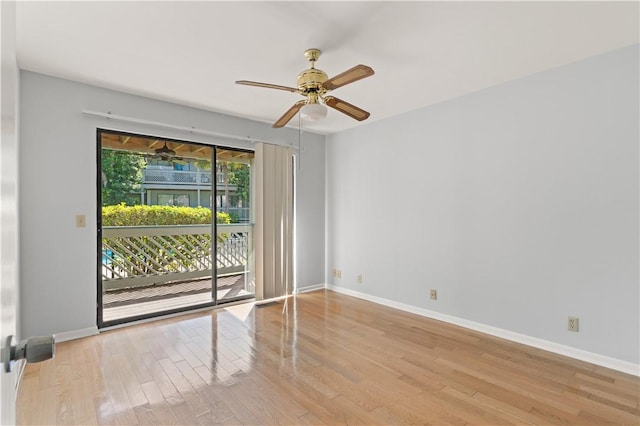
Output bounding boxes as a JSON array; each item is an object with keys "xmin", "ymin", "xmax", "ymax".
[{"xmin": 17, "ymin": 290, "xmax": 640, "ymax": 425}]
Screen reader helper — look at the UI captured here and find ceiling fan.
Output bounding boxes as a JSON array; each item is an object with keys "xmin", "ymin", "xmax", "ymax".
[
  {"xmin": 236, "ymin": 49, "xmax": 374, "ymax": 128},
  {"xmin": 151, "ymin": 141, "xmax": 186, "ymax": 163}
]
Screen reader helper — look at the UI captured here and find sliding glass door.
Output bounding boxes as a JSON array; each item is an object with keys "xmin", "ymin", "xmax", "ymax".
[
  {"xmin": 98, "ymin": 130, "xmax": 254, "ymax": 327},
  {"xmin": 215, "ymin": 148, "xmax": 255, "ymax": 302}
]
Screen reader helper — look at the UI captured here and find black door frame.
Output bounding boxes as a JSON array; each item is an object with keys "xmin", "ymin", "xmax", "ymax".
[{"xmin": 96, "ymin": 128, "xmax": 254, "ymax": 328}]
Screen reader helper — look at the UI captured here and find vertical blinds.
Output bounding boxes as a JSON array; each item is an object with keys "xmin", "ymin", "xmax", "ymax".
[{"xmin": 253, "ymin": 143, "xmax": 293, "ymax": 300}]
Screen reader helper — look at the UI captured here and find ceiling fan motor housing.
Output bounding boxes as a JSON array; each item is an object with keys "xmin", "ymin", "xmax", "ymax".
[{"xmin": 297, "ymin": 68, "xmax": 328, "ymax": 96}]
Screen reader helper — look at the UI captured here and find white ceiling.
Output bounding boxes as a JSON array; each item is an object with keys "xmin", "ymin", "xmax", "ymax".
[{"xmin": 15, "ymin": 1, "xmax": 639, "ymax": 135}]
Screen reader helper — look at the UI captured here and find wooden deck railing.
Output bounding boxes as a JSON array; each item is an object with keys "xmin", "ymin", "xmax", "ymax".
[{"xmin": 102, "ymin": 224, "xmax": 252, "ymax": 291}]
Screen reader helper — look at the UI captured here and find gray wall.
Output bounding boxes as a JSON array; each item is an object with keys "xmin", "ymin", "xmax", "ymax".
[
  {"xmin": 19, "ymin": 71, "xmax": 325, "ymax": 338},
  {"xmin": 326, "ymin": 45, "xmax": 639, "ymax": 364}
]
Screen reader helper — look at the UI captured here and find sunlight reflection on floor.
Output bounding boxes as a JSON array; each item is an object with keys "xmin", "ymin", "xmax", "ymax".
[{"xmin": 222, "ymin": 300, "xmax": 256, "ymax": 322}]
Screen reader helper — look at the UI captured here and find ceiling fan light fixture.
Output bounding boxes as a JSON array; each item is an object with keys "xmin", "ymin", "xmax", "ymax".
[{"xmin": 300, "ymin": 102, "xmax": 328, "ymax": 121}]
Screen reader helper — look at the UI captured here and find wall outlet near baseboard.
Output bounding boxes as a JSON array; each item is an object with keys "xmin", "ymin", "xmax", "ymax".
[
  {"xmin": 568, "ymin": 316, "xmax": 579, "ymax": 332},
  {"xmin": 430, "ymin": 289, "xmax": 437, "ymax": 300},
  {"xmin": 357, "ymin": 274, "xmax": 363, "ymax": 284}
]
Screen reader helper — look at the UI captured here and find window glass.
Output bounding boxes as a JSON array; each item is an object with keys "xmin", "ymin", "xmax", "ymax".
[
  {"xmin": 158, "ymin": 194, "xmax": 173, "ymax": 206},
  {"xmin": 175, "ymin": 194, "xmax": 190, "ymax": 207}
]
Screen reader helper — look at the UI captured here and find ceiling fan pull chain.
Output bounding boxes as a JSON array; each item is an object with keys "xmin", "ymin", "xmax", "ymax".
[{"xmin": 298, "ymin": 112, "xmax": 302, "ymax": 169}]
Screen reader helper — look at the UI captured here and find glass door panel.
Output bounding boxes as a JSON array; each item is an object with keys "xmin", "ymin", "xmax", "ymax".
[
  {"xmin": 215, "ymin": 148, "xmax": 255, "ymax": 302},
  {"xmin": 99, "ymin": 131, "xmax": 215, "ymax": 326}
]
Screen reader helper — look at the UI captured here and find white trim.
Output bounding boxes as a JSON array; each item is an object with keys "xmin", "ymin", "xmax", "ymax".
[
  {"xmin": 294, "ymin": 283, "xmax": 326, "ymax": 294},
  {"xmin": 326, "ymin": 285, "xmax": 640, "ymax": 377},
  {"xmin": 53, "ymin": 326, "xmax": 99, "ymax": 343}
]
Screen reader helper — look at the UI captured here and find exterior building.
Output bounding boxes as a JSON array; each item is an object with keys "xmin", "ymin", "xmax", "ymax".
[{"xmin": 141, "ymin": 159, "xmax": 250, "ymax": 222}]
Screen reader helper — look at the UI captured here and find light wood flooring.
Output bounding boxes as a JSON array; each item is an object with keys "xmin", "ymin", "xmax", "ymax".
[{"xmin": 17, "ymin": 290, "xmax": 640, "ymax": 425}]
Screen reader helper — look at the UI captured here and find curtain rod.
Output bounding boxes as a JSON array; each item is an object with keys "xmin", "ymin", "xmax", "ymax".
[
  {"xmin": 82, "ymin": 109, "xmax": 259, "ymax": 142},
  {"xmin": 81, "ymin": 109, "xmax": 302, "ymax": 151}
]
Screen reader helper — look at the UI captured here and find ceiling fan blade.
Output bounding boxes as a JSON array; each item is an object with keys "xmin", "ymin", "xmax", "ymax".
[
  {"xmin": 273, "ymin": 100, "xmax": 307, "ymax": 128},
  {"xmin": 323, "ymin": 65, "xmax": 374, "ymax": 91},
  {"xmin": 236, "ymin": 80, "xmax": 299, "ymax": 93},
  {"xmin": 324, "ymin": 96, "xmax": 370, "ymax": 121}
]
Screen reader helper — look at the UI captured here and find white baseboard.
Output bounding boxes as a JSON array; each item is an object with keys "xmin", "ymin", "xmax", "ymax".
[
  {"xmin": 295, "ymin": 283, "xmax": 326, "ymax": 294},
  {"xmin": 54, "ymin": 326, "xmax": 99, "ymax": 343},
  {"xmin": 326, "ymin": 284, "xmax": 640, "ymax": 377}
]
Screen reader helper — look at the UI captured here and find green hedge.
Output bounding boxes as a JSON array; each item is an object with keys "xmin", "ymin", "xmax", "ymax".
[{"xmin": 102, "ymin": 204, "xmax": 230, "ymax": 226}]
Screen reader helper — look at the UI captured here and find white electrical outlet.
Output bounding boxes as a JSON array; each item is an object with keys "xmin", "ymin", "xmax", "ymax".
[
  {"xmin": 357, "ymin": 274, "xmax": 363, "ymax": 284},
  {"xmin": 336, "ymin": 270, "xmax": 342, "ymax": 278},
  {"xmin": 568, "ymin": 316, "xmax": 579, "ymax": 332},
  {"xmin": 430, "ymin": 289, "xmax": 437, "ymax": 300}
]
